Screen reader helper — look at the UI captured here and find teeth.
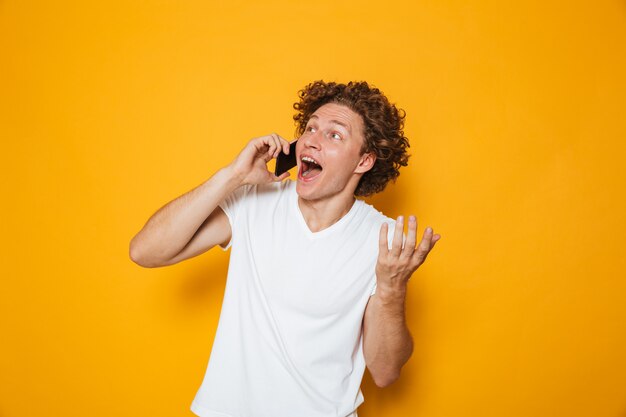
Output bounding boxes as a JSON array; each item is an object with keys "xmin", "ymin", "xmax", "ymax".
[{"xmin": 302, "ymin": 156, "xmax": 319, "ymax": 165}]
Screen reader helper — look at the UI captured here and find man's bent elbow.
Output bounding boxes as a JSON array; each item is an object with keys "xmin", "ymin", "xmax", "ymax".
[
  {"xmin": 129, "ymin": 242, "xmax": 161, "ymax": 268},
  {"xmin": 372, "ymin": 370, "xmax": 401, "ymax": 388}
]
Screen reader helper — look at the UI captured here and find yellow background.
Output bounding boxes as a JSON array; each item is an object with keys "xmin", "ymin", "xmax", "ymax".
[{"xmin": 1, "ymin": 1, "xmax": 625, "ymax": 416}]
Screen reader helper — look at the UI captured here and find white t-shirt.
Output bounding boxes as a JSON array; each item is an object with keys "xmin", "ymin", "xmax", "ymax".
[{"xmin": 191, "ymin": 179, "xmax": 395, "ymax": 417}]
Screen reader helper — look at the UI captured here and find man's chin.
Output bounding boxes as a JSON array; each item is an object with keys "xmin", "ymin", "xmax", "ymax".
[
  {"xmin": 296, "ymin": 180, "xmax": 321, "ymax": 201},
  {"xmin": 295, "ymin": 180, "xmax": 311, "ymax": 197}
]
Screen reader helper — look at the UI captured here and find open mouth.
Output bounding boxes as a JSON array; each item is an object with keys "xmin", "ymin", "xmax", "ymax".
[{"xmin": 300, "ymin": 155, "xmax": 323, "ymax": 179}]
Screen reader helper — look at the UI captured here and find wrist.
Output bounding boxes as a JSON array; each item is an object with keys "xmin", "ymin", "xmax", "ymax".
[
  {"xmin": 221, "ymin": 164, "xmax": 247, "ymax": 187},
  {"xmin": 376, "ymin": 282, "xmax": 408, "ymax": 304}
]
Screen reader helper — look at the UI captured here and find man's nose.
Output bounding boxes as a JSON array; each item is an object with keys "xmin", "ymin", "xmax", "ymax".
[{"xmin": 302, "ymin": 129, "xmax": 322, "ymax": 149}]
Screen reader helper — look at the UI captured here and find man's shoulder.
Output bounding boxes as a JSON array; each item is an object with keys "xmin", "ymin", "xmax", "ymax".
[
  {"xmin": 252, "ymin": 179, "xmax": 294, "ymax": 199},
  {"xmin": 258, "ymin": 178, "xmax": 294, "ymax": 192},
  {"xmin": 235, "ymin": 180, "xmax": 294, "ymax": 210},
  {"xmin": 354, "ymin": 200, "xmax": 397, "ymax": 244},
  {"xmin": 357, "ymin": 199, "xmax": 395, "ymax": 225}
]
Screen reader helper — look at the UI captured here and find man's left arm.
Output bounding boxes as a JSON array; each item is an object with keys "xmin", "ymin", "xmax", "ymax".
[{"xmin": 362, "ymin": 215, "xmax": 441, "ymax": 388}]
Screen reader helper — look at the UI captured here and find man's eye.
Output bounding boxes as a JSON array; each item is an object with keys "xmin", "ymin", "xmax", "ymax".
[{"xmin": 331, "ymin": 132, "xmax": 342, "ymax": 140}]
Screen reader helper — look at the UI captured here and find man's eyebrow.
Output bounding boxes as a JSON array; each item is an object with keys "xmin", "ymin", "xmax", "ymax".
[{"xmin": 309, "ymin": 115, "xmax": 352, "ymax": 133}]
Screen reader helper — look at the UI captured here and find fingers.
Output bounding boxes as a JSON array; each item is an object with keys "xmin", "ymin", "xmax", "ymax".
[
  {"xmin": 279, "ymin": 136, "xmax": 290, "ymax": 155},
  {"xmin": 401, "ymin": 215, "xmax": 417, "ymax": 259},
  {"xmin": 267, "ymin": 134, "xmax": 280, "ymax": 159},
  {"xmin": 268, "ymin": 133, "xmax": 292, "ymax": 159},
  {"xmin": 390, "ymin": 216, "xmax": 404, "ymax": 256},
  {"xmin": 387, "ymin": 214, "xmax": 440, "ymax": 261},
  {"xmin": 378, "ymin": 222, "xmax": 389, "ymax": 255},
  {"xmin": 273, "ymin": 171, "xmax": 290, "ymax": 182},
  {"xmin": 419, "ymin": 227, "xmax": 433, "ymax": 252},
  {"xmin": 411, "ymin": 226, "xmax": 440, "ymax": 265},
  {"xmin": 251, "ymin": 133, "xmax": 291, "ymax": 160}
]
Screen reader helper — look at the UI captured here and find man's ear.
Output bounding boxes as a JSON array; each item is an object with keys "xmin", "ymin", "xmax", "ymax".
[{"xmin": 355, "ymin": 152, "xmax": 376, "ymax": 174}]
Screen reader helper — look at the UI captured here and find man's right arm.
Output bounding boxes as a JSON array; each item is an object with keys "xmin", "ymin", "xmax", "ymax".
[
  {"xmin": 129, "ymin": 166, "xmax": 241, "ymax": 267},
  {"xmin": 129, "ymin": 134, "xmax": 291, "ymax": 268}
]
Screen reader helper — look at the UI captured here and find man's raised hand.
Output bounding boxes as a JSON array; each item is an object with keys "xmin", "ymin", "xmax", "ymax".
[
  {"xmin": 375, "ymin": 215, "xmax": 441, "ymax": 295},
  {"xmin": 229, "ymin": 133, "xmax": 291, "ymax": 186}
]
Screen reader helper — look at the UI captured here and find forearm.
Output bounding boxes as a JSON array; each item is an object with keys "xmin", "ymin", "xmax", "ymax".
[
  {"xmin": 130, "ymin": 165, "xmax": 242, "ymax": 264},
  {"xmin": 363, "ymin": 284, "xmax": 413, "ymax": 386}
]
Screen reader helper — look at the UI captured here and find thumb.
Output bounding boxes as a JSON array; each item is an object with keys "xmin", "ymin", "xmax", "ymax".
[{"xmin": 272, "ymin": 171, "xmax": 290, "ymax": 182}]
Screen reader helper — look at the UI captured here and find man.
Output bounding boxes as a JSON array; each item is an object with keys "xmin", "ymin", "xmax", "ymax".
[{"xmin": 130, "ymin": 80, "xmax": 441, "ymax": 417}]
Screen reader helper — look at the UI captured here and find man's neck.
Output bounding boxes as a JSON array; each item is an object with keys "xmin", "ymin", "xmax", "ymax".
[{"xmin": 297, "ymin": 191, "xmax": 356, "ymax": 233}]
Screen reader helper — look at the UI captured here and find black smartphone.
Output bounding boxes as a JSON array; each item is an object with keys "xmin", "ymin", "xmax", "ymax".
[{"xmin": 275, "ymin": 140, "xmax": 298, "ymax": 177}]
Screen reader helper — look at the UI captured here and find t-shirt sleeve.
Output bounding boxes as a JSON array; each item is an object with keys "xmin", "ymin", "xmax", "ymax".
[
  {"xmin": 369, "ymin": 218, "xmax": 397, "ymax": 297},
  {"xmin": 217, "ymin": 183, "xmax": 254, "ymax": 251}
]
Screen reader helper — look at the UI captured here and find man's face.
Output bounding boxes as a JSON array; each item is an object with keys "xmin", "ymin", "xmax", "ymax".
[{"xmin": 295, "ymin": 102, "xmax": 374, "ymax": 201}]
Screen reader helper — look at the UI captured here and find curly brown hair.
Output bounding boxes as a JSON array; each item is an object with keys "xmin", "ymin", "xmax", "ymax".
[{"xmin": 292, "ymin": 80, "xmax": 410, "ymax": 197}]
